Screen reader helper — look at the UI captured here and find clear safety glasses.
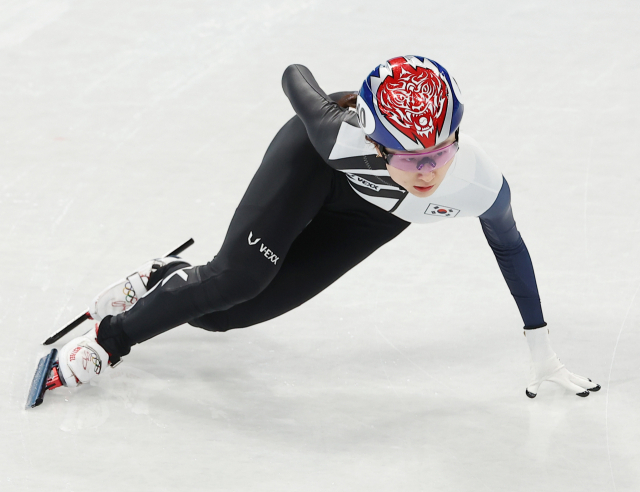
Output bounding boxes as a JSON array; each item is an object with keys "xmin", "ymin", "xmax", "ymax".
[{"xmin": 381, "ymin": 141, "xmax": 459, "ymax": 173}]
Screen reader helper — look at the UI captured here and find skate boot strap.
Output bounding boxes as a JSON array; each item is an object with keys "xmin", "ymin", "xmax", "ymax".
[{"xmin": 126, "ymin": 273, "xmax": 148, "ymax": 299}]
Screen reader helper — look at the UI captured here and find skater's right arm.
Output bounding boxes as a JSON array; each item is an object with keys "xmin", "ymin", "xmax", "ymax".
[{"xmin": 282, "ymin": 64, "xmax": 360, "ymax": 162}]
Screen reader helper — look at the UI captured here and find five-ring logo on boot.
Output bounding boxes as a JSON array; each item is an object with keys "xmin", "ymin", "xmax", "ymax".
[
  {"xmin": 122, "ymin": 280, "xmax": 137, "ymax": 304},
  {"xmin": 81, "ymin": 346, "xmax": 103, "ymax": 374}
]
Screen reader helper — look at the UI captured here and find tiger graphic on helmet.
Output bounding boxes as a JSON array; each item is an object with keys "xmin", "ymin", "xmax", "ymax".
[
  {"xmin": 357, "ymin": 56, "xmax": 464, "ymax": 152},
  {"xmin": 377, "ymin": 57, "xmax": 449, "ymax": 148}
]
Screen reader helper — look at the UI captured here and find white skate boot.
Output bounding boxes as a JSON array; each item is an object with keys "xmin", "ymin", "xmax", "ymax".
[
  {"xmin": 27, "ymin": 328, "xmax": 112, "ymax": 407},
  {"xmin": 89, "ymin": 256, "xmax": 188, "ymax": 321},
  {"xmin": 43, "ymin": 325, "xmax": 111, "ymax": 389},
  {"xmin": 42, "ymin": 240, "xmax": 194, "ymax": 347}
]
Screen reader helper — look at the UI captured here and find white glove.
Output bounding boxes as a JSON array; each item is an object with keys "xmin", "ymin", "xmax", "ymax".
[{"xmin": 524, "ymin": 327, "xmax": 600, "ymax": 398}]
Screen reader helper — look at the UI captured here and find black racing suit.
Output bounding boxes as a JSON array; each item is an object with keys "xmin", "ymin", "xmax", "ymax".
[{"xmin": 98, "ymin": 65, "xmax": 545, "ymax": 360}]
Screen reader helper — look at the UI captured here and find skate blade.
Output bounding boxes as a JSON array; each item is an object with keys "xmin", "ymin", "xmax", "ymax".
[
  {"xmin": 42, "ymin": 311, "xmax": 91, "ymax": 345},
  {"xmin": 165, "ymin": 238, "xmax": 194, "ymax": 257},
  {"xmin": 26, "ymin": 348, "xmax": 58, "ymax": 409}
]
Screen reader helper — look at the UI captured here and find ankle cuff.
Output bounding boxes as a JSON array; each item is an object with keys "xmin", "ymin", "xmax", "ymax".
[{"xmin": 97, "ymin": 316, "xmax": 133, "ymax": 363}]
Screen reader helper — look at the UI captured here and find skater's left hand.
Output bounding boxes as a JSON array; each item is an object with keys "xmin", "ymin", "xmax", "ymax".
[{"xmin": 524, "ymin": 327, "xmax": 601, "ymax": 398}]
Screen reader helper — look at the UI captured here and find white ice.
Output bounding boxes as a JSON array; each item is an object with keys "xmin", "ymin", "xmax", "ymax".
[{"xmin": 1, "ymin": 1, "xmax": 639, "ymax": 491}]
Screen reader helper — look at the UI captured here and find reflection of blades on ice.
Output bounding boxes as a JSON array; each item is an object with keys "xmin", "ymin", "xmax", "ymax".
[{"xmin": 26, "ymin": 348, "xmax": 58, "ymax": 409}]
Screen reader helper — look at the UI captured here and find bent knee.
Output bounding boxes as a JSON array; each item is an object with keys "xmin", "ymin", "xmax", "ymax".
[
  {"xmin": 198, "ymin": 266, "xmax": 272, "ymax": 312},
  {"xmin": 189, "ymin": 312, "xmax": 233, "ymax": 332}
]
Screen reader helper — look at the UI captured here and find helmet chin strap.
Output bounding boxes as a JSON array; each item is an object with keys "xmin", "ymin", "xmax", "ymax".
[
  {"xmin": 374, "ymin": 143, "xmax": 384, "ymax": 159},
  {"xmin": 364, "ymin": 135, "xmax": 385, "ymax": 159}
]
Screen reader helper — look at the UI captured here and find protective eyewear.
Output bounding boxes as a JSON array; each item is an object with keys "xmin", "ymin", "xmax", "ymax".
[{"xmin": 381, "ymin": 141, "xmax": 459, "ymax": 173}]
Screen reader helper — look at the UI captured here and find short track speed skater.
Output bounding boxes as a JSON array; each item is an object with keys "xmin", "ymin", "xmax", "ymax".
[{"xmin": 26, "ymin": 238, "xmax": 194, "ymax": 409}]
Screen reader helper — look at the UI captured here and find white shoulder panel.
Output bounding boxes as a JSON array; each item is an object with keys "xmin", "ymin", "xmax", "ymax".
[
  {"xmin": 452, "ymin": 134, "xmax": 504, "ymax": 193},
  {"xmin": 329, "ymin": 121, "xmax": 377, "ymax": 160},
  {"xmin": 391, "ymin": 134, "xmax": 504, "ymax": 223}
]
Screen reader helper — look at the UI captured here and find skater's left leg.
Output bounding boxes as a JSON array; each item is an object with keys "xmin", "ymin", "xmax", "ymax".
[{"xmin": 96, "ymin": 116, "xmax": 336, "ymax": 359}]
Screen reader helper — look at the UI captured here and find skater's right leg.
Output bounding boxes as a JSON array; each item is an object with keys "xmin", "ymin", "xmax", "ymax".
[
  {"xmin": 90, "ymin": 256, "xmax": 190, "ymax": 321},
  {"xmin": 97, "ymin": 116, "xmax": 335, "ymax": 359}
]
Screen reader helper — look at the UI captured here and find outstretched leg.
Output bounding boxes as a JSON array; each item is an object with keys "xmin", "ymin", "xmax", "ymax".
[{"xmin": 98, "ymin": 116, "xmax": 336, "ymax": 356}]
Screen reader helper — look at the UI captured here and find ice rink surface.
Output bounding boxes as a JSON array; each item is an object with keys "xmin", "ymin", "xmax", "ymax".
[{"xmin": 1, "ymin": 0, "xmax": 639, "ymax": 490}]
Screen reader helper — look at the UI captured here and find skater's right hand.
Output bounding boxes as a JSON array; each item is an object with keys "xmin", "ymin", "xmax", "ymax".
[
  {"xmin": 526, "ymin": 353, "xmax": 600, "ymax": 398},
  {"xmin": 524, "ymin": 327, "xmax": 600, "ymax": 398}
]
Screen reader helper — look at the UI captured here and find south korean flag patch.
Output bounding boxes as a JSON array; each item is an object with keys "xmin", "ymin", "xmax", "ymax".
[{"xmin": 425, "ymin": 203, "xmax": 460, "ymax": 217}]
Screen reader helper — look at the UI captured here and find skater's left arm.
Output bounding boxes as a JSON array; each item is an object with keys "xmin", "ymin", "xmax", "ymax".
[
  {"xmin": 282, "ymin": 64, "xmax": 356, "ymax": 161},
  {"xmin": 479, "ymin": 178, "xmax": 544, "ymax": 328},
  {"xmin": 479, "ymin": 178, "xmax": 600, "ymax": 398}
]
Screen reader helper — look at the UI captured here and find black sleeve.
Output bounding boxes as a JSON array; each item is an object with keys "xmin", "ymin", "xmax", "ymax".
[
  {"xmin": 281, "ymin": 64, "xmax": 358, "ymax": 162},
  {"xmin": 479, "ymin": 178, "xmax": 546, "ymax": 329}
]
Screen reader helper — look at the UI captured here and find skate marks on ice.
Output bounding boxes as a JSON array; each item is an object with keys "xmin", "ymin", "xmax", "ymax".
[
  {"xmin": 58, "ymin": 365, "xmax": 168, "ymax": 432},
  {"xmin": 605, "ymin": 279, "xmax": 640, "ymax": 492},
  {"xmin": 58, "ymin": 388, "xmax": 110, "ymax": 432},
  {"xmin": 98, "ymin": 365, "xmax": 168, "ymax": 422},
  {"xmin": 0, "ymin": 1, "xmax": 70, "ymax": 50},
  {"xmin": 376, "ymin": 328, "xmax": 455, "ymax": 393}
]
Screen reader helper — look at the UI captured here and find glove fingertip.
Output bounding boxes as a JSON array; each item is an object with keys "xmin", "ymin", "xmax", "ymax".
[{"xmin": 526, "ymin": 389, "xmax": 537, "ymax": 399}]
